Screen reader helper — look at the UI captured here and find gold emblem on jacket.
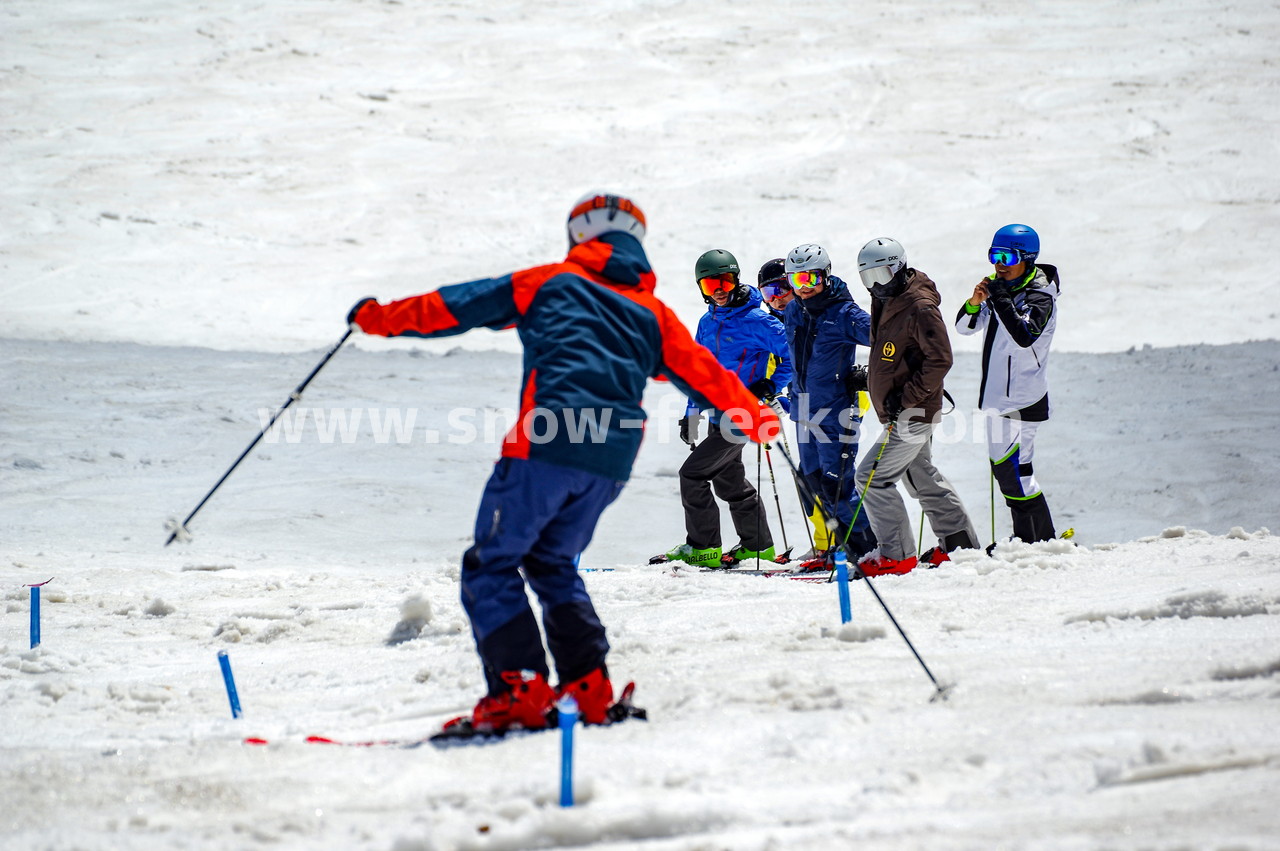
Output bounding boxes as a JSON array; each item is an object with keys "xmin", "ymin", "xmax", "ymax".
[{"xmin": 881, "ymin": 341, "xmax": 896, "ymax": 361}]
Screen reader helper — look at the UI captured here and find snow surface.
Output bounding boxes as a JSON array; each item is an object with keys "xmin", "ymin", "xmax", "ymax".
[{"xmin": 3, "ymin": 1, "xmax": 1280, "ymax": 849}]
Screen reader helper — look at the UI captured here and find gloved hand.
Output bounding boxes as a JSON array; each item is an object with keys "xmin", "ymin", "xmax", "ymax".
[
  {"xmin": 746, "ymin": 378, "xmax": 775, "ymax": 400},
  {"xmin": 678, "ymin": 413, "xmax": 700, "ymax": 448},
  {"xmin": 347, "ymin": 297, "xmax": 378, "ymax": 327},
  {"xmin": 985, "ymin": 277, "xmax": 1012, "ymax": 301},
  {"xmin": 843, "ymin": 364, "xmax": 868, "ymax": 396},
  {"xmin": 885, "ymin": 389, "xmax": 905, "ymax": 421}
]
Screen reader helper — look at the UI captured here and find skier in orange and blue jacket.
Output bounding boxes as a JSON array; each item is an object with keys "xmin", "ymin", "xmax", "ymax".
[{"xmin": 349, "ymin": 192, "xmax": 779, "ymax": 738}]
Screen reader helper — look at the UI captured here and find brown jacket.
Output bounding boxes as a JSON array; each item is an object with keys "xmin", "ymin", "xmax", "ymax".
[{"xmin": 867, "ymin": 269, "xmax": 954, "ymax": 423}]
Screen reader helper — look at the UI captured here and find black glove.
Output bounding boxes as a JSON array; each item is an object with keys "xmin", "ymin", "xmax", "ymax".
[
  {"xmin": 746, "ymin": 378, "xmax": 775, "ymax": 400},
  {"xmin": 985, "ymin": 277, "xmax": 1013, "ymax": 301},
  {"xmin": 347, "ymin": 296, "xmax": 378, "ymax": 326},
  {"xmin": 843, "ymin": 365, "xmax": 868, "ymax": 396},
  {"xmin": 885, "ymin": 389, "xmax": 905, "ymax": 421},
  {"xmin": 678, "ymin": 414, "xmax": 699, "ymax": 448}
]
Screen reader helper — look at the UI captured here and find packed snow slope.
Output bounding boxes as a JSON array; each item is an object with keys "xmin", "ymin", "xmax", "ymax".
[
  {"xmin": 2, "ymin": 0, "xmax": 1279, "ymax": 353},
  {"xmin": 2, "ymin": 338, "xmax": 1279, "ymax": 850},
  {"xmin": 4, "ymin": 338, "xmax": 1279, "ymax": 555},
  {"xmin": 3, "ymin": 0, "xmax": 1280, "ymax": 849}
]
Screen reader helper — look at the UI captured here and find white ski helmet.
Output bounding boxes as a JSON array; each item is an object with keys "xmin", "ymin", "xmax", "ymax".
[
  {"xmin": 784, "ymin": 243, "xmax": 832, "ymax": 275},
  {"xmin": 857, "ymin": 237, "xmax": 907, "ymax": 291},
  {"xmin": 566, "ymin": 191, "xmax": 647, "ymax": 246}
]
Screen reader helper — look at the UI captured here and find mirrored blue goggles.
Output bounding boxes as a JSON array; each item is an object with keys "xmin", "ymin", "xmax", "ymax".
[
  {"xmin": 759, "ymin": 280, "xmax": 792, "ymax": 299},
  {"xmin": 988, "ymin": 247, "xmax": 1023, "ymax": 267}
]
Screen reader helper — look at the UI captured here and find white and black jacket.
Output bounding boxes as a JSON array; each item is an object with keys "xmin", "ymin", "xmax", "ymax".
[{"xmin": 954, "ymin": 265, "xmax": 1059, "ymax": 420}]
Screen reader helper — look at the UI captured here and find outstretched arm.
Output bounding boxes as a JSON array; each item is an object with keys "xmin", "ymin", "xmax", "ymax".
[
  {"xmin": 350, "ymin": 274, "xmax": 520, "ymax": 339},
  {"xmin": 654, "ymin": 306, "xmax": 779, "ymax": 444}
]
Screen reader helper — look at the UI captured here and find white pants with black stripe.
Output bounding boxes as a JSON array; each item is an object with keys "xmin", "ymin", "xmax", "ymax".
[{"xmin": 986, "ymin": 415, "xmax": 1044, "ymax": 498}]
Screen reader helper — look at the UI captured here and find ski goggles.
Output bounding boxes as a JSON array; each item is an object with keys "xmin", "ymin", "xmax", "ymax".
[
  {"xmin": 858, "ymin": 265, "xmax": 896, "ymax": 290},
  {"xmin": 988, "ymin": 247, "xmax": 1024, "ymax": 267},
  {"xmin": 787, "ymin": 270, "xmax": 825, "ymax": 290},
  {"xmin": 759, "ymin": 280, "xmax": 792, "ymax": 300},
  {"xmin": 698, "ymin": 274, "xmax": 737, "ymax": 296}
]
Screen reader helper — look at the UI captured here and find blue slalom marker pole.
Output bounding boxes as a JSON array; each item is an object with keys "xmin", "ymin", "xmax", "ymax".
[
  {"xmin": 834, "ymin": 550, "xmax": 852, "ymax": 624},
  {"xmin": 558, "ymin": 694, "xmax": 578, "ymax": 807},
  {"xmin": 217, "ymin": 650, "xmax": 242, "ymax": 718},
  {"xmin": 29, "ymin": 585, "xmax": 40, "ymax": 649}
]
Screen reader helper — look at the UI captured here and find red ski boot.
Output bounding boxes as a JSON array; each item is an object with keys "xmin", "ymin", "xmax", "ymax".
[
  {"xmin": 920, "ymin": 546, "xmax": 950, "ymax": 568},
  {"xmin": 556, "ymin": 667, "xmax": 614, "ymax": 725},
  {"xmin": 439, "ymin": 670, "xmax": 557, "ymax": 737},
  {"xmin": 857, "ymin": 552, "xmax": 919, "ymax": 577},
  {"xmin": 794, "ymin": 548, "xmax": 834, "ymax": 573}
]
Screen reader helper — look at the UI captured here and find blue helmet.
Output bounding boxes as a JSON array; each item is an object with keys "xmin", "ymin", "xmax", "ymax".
[{"xmin": 990, "ymin": 224, "xmax": 1039, "ymax": 267}]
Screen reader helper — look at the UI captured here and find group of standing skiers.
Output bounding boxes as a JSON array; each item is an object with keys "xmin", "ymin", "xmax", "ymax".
[
  {"xmin": 657, "ymin": 222, "xmax": 1059, "ymax": 579},
  {"xmin": 346, "ymin": 192, "xmax": 1059, "ymax": 738}
]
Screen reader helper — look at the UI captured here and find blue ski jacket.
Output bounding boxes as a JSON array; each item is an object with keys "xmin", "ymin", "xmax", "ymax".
[
  {"xmin": 687, "ymin": 286, "xmax": 792, "ymax": 423},
  {"xmin": 352, "ymin": 232, "xmax": 777, "ymax": 480},
  {"xmin": 783, "ymin": 275, "xmax": 872, "ymax": 430}
]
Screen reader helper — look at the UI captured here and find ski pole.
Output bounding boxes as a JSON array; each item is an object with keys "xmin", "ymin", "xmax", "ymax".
[
  {"xmin": 772, "ymin": 434, "xmax": 948, "ymax": 701},
  {"xmin": 763, "ymin": 446, "xmax": 790, "ymax": 557},
  {"xmin": 830, "ymin": 403, "xmax": 858, "ymax": 546},
  {"xmin": 769, "ymin": 400, "xmax": 815, "ymax": 554},
  {"xmin": 990, "ymin": 466, "xmax": 997, "ymax": 547},
  {"xmin": 755, "ymin": 441, "xmax": 763, "ymax": 568},
  {"xmin": 861, "ymin": 571, "xmax": 949, "ymax": 700},
  {"xmin": 164, "ymin": 327, "xmax": 354, "ymax": 545},
  {"xmin": 837, "ymin": 420, "xmax": 895, "ymax": 554}
]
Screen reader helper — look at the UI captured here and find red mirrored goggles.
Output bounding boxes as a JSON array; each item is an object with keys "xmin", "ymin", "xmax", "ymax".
[
  {"xmin": 787, "ymin": 270, "xmax": 825, "ymax": 290},
  {"xmin": 698, "ymin": 274, "xmax": 738, "ymax": 296}
]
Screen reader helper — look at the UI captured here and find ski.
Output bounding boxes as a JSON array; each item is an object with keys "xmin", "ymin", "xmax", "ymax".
[
  {"xmin": 243, "ymin": 733, "xmax": 437, "ymax": 749},
  {"xmin": 652, "ymin": 552, "xmax": 792, "ymax": 568},
  {"xmin": 242, "ymin": 683, "xmax": 647, "ymax": 750},
  {"xmin": 670, "ymin": 564, "xmax": 853, "ymax": 583}
]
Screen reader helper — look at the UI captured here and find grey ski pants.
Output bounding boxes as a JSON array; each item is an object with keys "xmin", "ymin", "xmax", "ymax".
[{"xmin": 855, "ymin": 420, "xmax": 977, "ymax": 560}]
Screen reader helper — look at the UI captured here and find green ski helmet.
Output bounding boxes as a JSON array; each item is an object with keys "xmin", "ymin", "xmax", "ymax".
[
  {"xmin": 695, "ymin": 249, "xmax": 740, "ymax": 280},
  {"xmin": 695, "ymin": 249, "xmax": 742, "ymax": 304}
]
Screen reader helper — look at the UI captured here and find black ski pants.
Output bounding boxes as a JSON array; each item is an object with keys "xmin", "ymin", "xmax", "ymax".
[{"xmin": 679, "ymin": 425, "xmax": 771, "ymax": 551}]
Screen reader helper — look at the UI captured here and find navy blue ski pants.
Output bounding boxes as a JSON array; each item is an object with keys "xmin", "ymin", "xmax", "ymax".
[
  {"xmin": 797, "ymin": 419, "xmax": 875, "ymax": 555},
  {"xmin": 461, "ymin": 457, "xmax": 623, "ymax": 696}
]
